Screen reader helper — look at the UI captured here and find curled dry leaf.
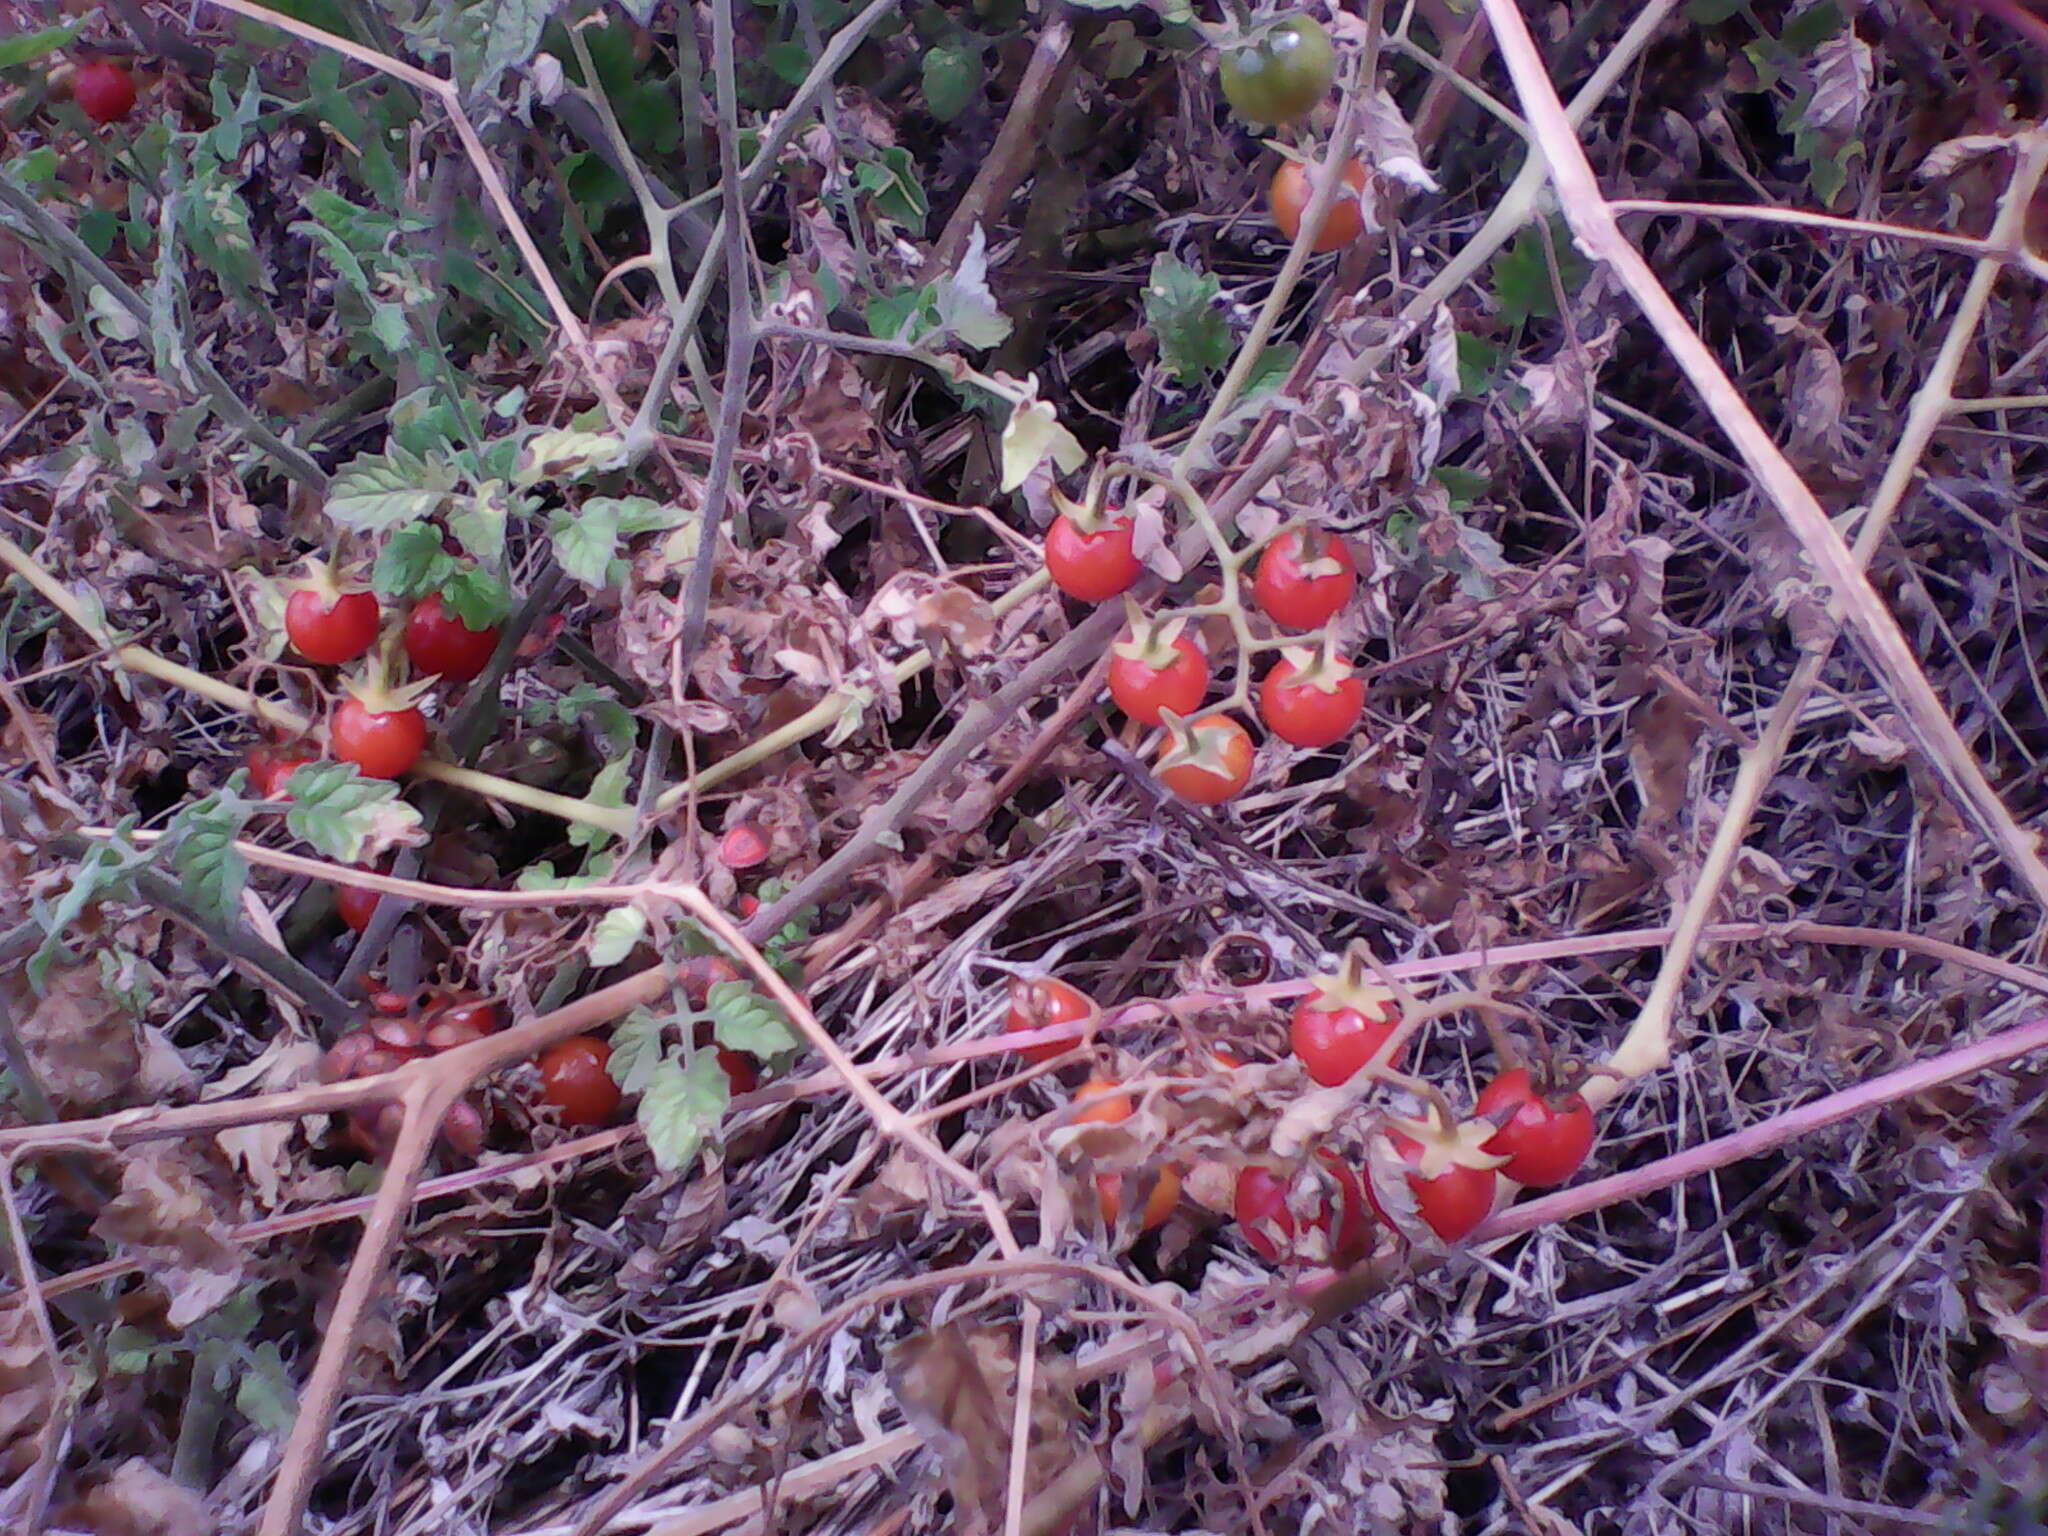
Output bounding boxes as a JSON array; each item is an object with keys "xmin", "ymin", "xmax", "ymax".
[
  {"xmin": 0, "ymin": 1292, "xmax": 54, "ymax": 1482},
  {"xmin": 8, "ymin": 963, "xmax": 142, "ymax": 1111},
  {"xmin": 62, "ymin": 1458, "xmax": 214, "ymax": 1536},
  {"xmin": 885, "ymin": 1321, "xmax": 1093, "ymax": 1531},
  {"xmin": 90, "ymin": 1148, "xmax": 245, "ymax": 1329}
]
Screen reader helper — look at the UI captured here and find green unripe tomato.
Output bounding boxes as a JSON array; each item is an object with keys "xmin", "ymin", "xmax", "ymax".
[{"xmin": 1217, "ymin": 15, "xmax": 1335, "ymax": 127}]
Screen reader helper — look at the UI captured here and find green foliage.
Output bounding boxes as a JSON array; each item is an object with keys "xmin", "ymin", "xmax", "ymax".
[
  {"xmin": 529, "ymin": 685, "xmax": 638, "ymax": 756},
  {"xmin": 283, "ymin": 763, "xmax": 422, "ymax": 863},
  {"xmin": 0, "ymin": 19, "xmax": 82, "ymax": 69},
  {"xmin": 30, "ymin": 829, "xmax": 146, "ymax": 990},
  {"xmin": 550, "ymin": 495, "xmax": 694, "ymax": 589},
  {"xmin": 1489, "ymin": 220, "xmax": 1590, "ymax": 327},
  {"xmin": 706, "ymin": 978, "xmax": 800, "ymax": 1058},
  {"xmin": 104, "ymin": 1287, "xmax": 297, "ymax": 1436},
  {"xmin": 164, "ymin": 790, "xmax": 251, "ymax": 928},
  {"xmin": 326, "ymin": 447, "xmax": 460, "ymax": 533},
  {"xmin": 639, "ymin": 1052, "xmax": 731, "ymax": 1173},
  {"xmin": 921, "ymin": 46, "xmax": 982, "ymax": 122},
  {"xmin": 1144, "ymin": 254, "xmax": 1231, "ymax": 383},
  {"xmin": 567, "ymin": 761, "xmax": 632, "ymax": 851}
]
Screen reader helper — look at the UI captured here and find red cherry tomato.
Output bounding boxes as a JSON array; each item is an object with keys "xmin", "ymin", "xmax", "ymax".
[
  {"xmin": 402, "ymin": 594, "xmax": 499, "ymax": 684},
  {"xmin": 245, "ymin": 746, "xmax": 310, "ymax": 798},
  {"xmin": 330, "ymin": 696, "xmax": 427, "ymax": 779},
  {"xmin": 335, "ymin": 878, "xmax": 380, "ymax": 933},
  {"xmin": 1044, "ymin": 514, "xmax": 1140, "ymax": 603},
  {"xmin": 1259, "ymin": 656, "xmax": 1365, "ymax": 749},
  {"xmin": 1155, "ymin": 713, "xmax": 1254, "ymax": 805},
  {"xmin": 716, "ymin": 1047, "xmax": 759, "ymax": 1095},
  {"xmin": 1097, "ymin": 1165, "xmax": 1181, "ymax": 1231},
  {"xmin": 1233, "ymin": 1165, "xmax": 1298, "ymax": 1263},
  {"xmin": 1367, "ymin": 1131, "xmax": 1496, "ymax": 1243},
  {"xmin": 422, "ymin": 992, "xmax": 502, "ymax": 1051},
  {"xmin": 1267, "ymin": 159, "xmax": 1370, "ymax": 253},
  {"xmin": 286, "ymin": 587, "xmax": 380, "ymax": 665},
  {"xmin": 1004, "ymin": 976, "xmax": 1092, "ymax": 1065},
  {"xmin": 1108, "ymin": 631, "xmax": 1208, "ymax": 726},
  {"xmin": 1251, "ymin": 529, "xmax": 1357, "ymax": 630},
  {"xmin": 1234, "ymin": 1156, "xmax": 1369, "ymax": 1264},
  {"xmin": 1475, "ymin": 1068, "xmax": 1596, "ymax": 1187},
  {"xmin": 719, "ymin": 822, "xmax": 772, "ymax": 870},
  {"xmin": 72, "ymin": 59, "xmax": 137, "ymax": 125},
  {"xmin": 1290, "ymin": 994, "xmax": 1403, "ymax": 1087},
  {"xmin": 536, "ymin": 1037, "xmax": 622, "ymax": 1127},
  {"xmin": 736, "ymin": 893, "xmax": 761, "ymax": 919}
]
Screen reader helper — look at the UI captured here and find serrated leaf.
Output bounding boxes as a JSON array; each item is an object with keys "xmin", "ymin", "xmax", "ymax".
[
  {"xmin": 517, "ymin": 428, "xmax": 627, "ymax": 486},
  {"xmin": 931, "ymin": 226, "xmax": 1011, "ymax": 351},
  {"xmin": 166, "ymin": 792, "xmax": 250, "ymax": 927},
  {"xmin": 1145, "ymin": 253, "xmax": 1230, "ymax": 383},
  {"xmin": 568, "ymin": 759, "xmax": 631, "ymax": 851},
  {"xmin": 589, "ymin": 906, "xmax": 646, "ymax": 967},
  {"xmin": 638, "ymin": 1052, "xmax": 729, "ymax": 1172},
  {"xmin": 374, "ymin": 521, "xmax": 461, "ymax": 599},
  {"xmin": 706, "ymin": 979, "xmax": 801, "ymax": 1059},
  {"xmin": 447, "ymin": 479, "xmax": 513, "ymax": 563},
  {"xmin": 999, "ymin": 396, "xmax": 1085, "ymax": 493},
  {"xmin": 30, "ymin": 833, "xmax": 144, "ymax": 991},
  {"xmin": 606, "ymin": 1008, "xmax": 668, "ymax": 1096},
  {"xmin": 327, "ymin": 447, "xmax": 458, "ymax": 532},
  {"xmin": 88, "ymin": 285, "xmax": 141, "ymax": 342},
  {"xmin": 440, "ymin": 566, "xmax": 512, "ymax": 630},
  {"xmin": 283, "ymin": 764, "xmax": 422, "ymax": 863}
]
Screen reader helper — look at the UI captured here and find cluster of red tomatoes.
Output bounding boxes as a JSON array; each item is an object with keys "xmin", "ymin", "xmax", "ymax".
[
  {"xmin": 1045, "ymin": 512, "xmax": 1365, "ymax": 803},
  {"xmin": 271, "ymin": 569, "xmax": 502, "ymax": 781},
  {"xmin": 1003, "ymin": 965, "xmax": 1597, "ymax": 1254},
  {"xmin": 314, "ymin": 989, "xmax": 651, "ymax": 1159}
]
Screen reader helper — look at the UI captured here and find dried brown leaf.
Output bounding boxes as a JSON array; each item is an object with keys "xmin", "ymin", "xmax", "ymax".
[{"xmin": 90, "ymin": 1148, "xmax": 244, "ymax": 1329}]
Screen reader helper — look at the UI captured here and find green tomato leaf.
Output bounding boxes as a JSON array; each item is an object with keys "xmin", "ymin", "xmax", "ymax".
[
  {"xmin": 931, "ymin": 226, "xmax": 1012, "ymax": 351},
  {"xmin": 1145, "ymin": 253, "xmax": 1230, "ymax": 382},
  {"xmin": 517, "ymin": 428, "xmax": 627, "ymax": 486},
  {"xmin": 233, "ymin": 1342, "xmax": 298, "ymax": 1435},
  {"xmin": 998, "ymin": 397, "xmax": 1086, "ymax": 492},
  {"xmin": 589, "ymin": 906, "xmax": 646, "ymax": 968},
  {"xmin": 374, "ymin": 522, "xmax": 461, "ymax": 600},
  {"xmin": 327, "ymin": 447, "xmax": 458, "ymax": 532},
  {"xmin": 165, "ymin": 791, "xmax": 250, "ymax": 928},
  {"xmin": 606, "ymin": 1008, "xmax": 668, "ymax": 1096},
  {"xmin": 439, "ymin": 565, "xmax": 512, "ymax": 630},
  {"xmin": 706, "ymin": 979, "xmax": 801, "ymax": 1059},
  {"xmin": 568, "ymin": 760, "xmax": 631, "ymax": 851},
  {"xmin": 284, "ymin": 763, "xmax": 422, "ymax": 864},
  {"xmin": 638, "ymin": 1052, "xmax": 730, "ymax": 1173}
]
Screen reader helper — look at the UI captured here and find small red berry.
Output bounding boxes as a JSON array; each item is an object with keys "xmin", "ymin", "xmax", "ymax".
[
  {"xmin": 72, "ymin": 59, "xmax": 137, "ymax": 126},
  {"xmin": 1045, "ymin": 514, "xmax": 1141, "ymax": 603},
  {"xmin": 402, "ymin": 594, "xmax": 499, "ymax": 684}
]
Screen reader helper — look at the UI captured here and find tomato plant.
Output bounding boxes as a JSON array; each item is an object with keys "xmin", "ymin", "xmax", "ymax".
[
  {"xmin": 402, "ymin": 594, "xmax": 499, "ymax": 684},
  {"xmin": 1004, "ymin": 976, "xmax": 1093, "ymax": 1064},
  {"xmin": 1251, "ymin": 528, "xmax": 1357, "ymax": 630},
  {"xmin": 1259, "ymin": 650, "xmax": 1365, "ymax": 748},
  {"xmin": 1045, "ymin": 512, "xmax": 1140, "ymax": 602},
  {"xmin": 536, "ymin": 1036, "xmax": 622, "ymax": 1127},
  {"xmin": 71, "ymin": 59, "xmax": 137, "ymax": 125},
  {"xmin": 1474, "ymin": 1068, "xmax": 1597, "ymax": 1187},
  {"xmin": 1154, "ymin": 712, "xmax": 1254, "ymax": 804},
  {"xmin": 1367, "ymin": 1130, "xmax": 1497, "ymax": 1243},
  {"xmin": 1216, "ymin": 15, "xmax": 1334, "ymax": 127},
  {"xmin": 1267, "ymin": 158, "xmax": 1370, "ymax": 253},
  {"xmin": 331, "ymin": 691, "xmax": 428, "ymax": 779},
  {"xmin": 1108, "ymin": 618, "xmax": 1208, "ymax": 726},
  {"xmin": 1289, "ymin": 953, "xmax": 1403, "ymax": 1085},
  {"xmin": 286, "ymin": 585, "xmax": 380, "ymax": 665},
  {"xmin": 245, "ymin": 745, "xmax": 310, "ymax": 798}
]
